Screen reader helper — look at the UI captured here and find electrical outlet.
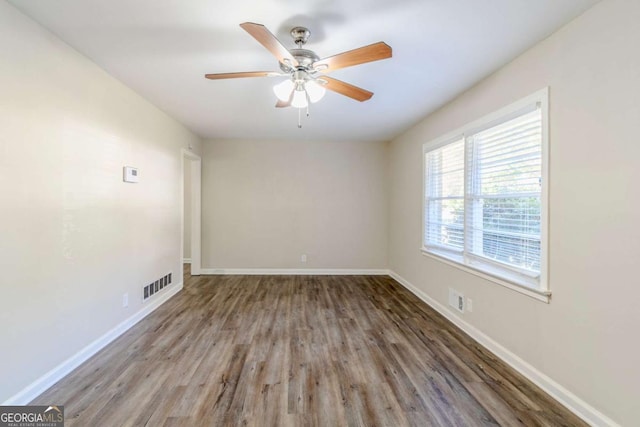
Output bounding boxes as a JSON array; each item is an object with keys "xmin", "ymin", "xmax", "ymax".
[
  {"xmin": 467, "ymin": 298, "xmax": 473, "ymax": 312},
  {"xmin": 300, "ymin": 254, "xmax": 307, "ymax": 263},
  {"xmin": 123, "ymin": 293, "xmax": 129, "ymax": 308}
]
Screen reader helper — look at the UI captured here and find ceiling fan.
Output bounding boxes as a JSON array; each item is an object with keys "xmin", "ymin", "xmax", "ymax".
[{"xmin": 205, "ymin": 22, "xmax": 392, "ymax": 126}]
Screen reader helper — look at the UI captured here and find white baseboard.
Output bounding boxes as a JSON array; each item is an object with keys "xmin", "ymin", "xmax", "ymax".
[
  {"xmin": 183, "ymin": 258, "xmax": 192, "ymax": 264},
  {"xmin": 199, "ymin": 268, "xmax": 389, "ymax": 276},
  {"xmin": 2, "ymin": 282, "xmax": 183, "ymax": 406},
  {"xmin": 387, "ymin": 271, "xmax": 617, "ymax": 427}
]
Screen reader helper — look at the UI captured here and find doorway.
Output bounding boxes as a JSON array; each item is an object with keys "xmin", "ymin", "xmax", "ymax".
[{"xmin": 181, "ymin": 149, "xmax": 201, "ymax": 276}]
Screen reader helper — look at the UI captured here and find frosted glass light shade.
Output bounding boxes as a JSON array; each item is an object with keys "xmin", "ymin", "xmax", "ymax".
[
  {"xmin": 291, "ymin": 89, "xmax": 308, "ymax": 108},
  {"xmin": 273, "ymin": 79, "xmax": 294, "ymax": 101},
  {"xmin": 305, "ymin": 80, "xmax": 326, "ymax": 103}
]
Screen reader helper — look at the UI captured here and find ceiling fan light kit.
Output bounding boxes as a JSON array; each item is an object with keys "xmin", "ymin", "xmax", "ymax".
[
  {"xmin": 291, "ymin": 88, "xmax": 308, "ymax": 109},
  {"xmin": 205, "ymin": 22, "xmax": 392, "ymax": 128},
  {"xmin": 304, "ymin": 80, "xmax": 326, "ymax": 103},
  {"xmin": 273, "ymin": 79, "xmax": 294, "ymax": 101}
]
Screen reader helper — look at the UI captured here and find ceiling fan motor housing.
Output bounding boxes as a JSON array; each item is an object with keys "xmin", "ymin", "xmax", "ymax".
[
  {"xmin": 277, "ymin": 27, "xmax": 320, "ymax": 73},
  {"xmin": 280, "ymin": 48, "xmax": 320, "ymax": 72}
]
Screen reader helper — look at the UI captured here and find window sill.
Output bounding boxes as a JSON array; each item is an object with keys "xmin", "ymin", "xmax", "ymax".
[{"xmin": 420, "ymin": 248, "xmax": 551, "ymax": 303}]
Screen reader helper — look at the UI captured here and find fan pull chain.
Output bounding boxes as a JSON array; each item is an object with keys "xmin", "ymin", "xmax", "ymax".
[
  {"xmin": 297, "ymin": 104, "xmax": 311, "ymax": 128},
  {"xmin": 297, "ymin": 94, "xmax": 311, "ymax": 129}
]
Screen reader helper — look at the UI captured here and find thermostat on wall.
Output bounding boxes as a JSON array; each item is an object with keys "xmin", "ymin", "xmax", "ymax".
[{"xmin": 123, "ymin": 166, "xmax": 139, "ymax": 183}]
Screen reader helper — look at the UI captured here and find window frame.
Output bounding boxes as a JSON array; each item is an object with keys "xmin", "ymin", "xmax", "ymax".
[{"xmin": 421, "ymin": 88, "xmax": 550, "ymax": 302}]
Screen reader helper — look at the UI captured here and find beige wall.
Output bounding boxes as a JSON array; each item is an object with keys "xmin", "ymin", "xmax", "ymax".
[
  {"xmin": 0, "ymin": 1, "xmax": 201, "ymax": 403},
  {"xmin": 388, "ymin": 0, "xmax": 639, "ymax": 424},
  {"xmin": 201, "ymin": 139, "xmax": 388, "ymax": 270}
]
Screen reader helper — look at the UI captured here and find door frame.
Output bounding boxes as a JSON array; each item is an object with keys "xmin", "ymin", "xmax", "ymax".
[{"xmin": 181, "ymin": 149, "xmax": 202, "ymax": 275}]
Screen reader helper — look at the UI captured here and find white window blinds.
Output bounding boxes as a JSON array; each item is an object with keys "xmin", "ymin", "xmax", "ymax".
[
  {"xmin": 467, "ymin": 108, "xmax": 542, "ymax": 274},
  {"xmin": 425, "ymin": 139, "xmax": 465, "ymax": 251},
  {"xmin": 423, "ymin": 90, "xmax": 547, "ymax": 293}
]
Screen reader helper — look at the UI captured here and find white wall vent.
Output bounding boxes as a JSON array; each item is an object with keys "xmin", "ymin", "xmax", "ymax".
[{"xmin": 448, "ymin": 288, "xmax": 465, "ymax": 313}]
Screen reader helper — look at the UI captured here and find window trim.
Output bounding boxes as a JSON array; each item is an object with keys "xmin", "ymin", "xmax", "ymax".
[{"xmin": 421, "ymin": 88, "xmax": 550, "ymax": 303}]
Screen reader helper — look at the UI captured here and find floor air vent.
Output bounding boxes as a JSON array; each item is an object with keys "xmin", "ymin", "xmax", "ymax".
[{"xmin": 143, "ymin": 272, "xmax": 172, "ymax": 302}]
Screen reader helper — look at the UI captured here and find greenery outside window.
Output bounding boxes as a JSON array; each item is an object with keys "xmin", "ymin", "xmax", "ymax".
[{"xmin": 422, "ymin": 89, "xmax": 549, "ymax": 301}]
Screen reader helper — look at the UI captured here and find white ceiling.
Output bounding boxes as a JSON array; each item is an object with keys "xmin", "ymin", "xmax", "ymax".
[{"xmin": 10, "ymin": 0, "xmax": 599, "ymax": 142}]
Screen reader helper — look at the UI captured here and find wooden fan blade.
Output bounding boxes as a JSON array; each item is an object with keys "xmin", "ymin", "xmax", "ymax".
[
  {"xmin": 313, "ymin": 42, "xmax": 392, "ymax": 73},
  {"xmin": 275, "ymin": 90, "xmax": 293, "ymax": 108},
  {"xmin": 240, "ymin": 22, "xmax": 298, "ymax": 67},
  {"xmin": 320, "ymin": 76, "xmax": 373, "ymax": 102},
  {"xmin": 275, "ymin": 99, "xmax": 291, "ymax": 108},
  {"xmin": 205, "ymin": 71, "xmax": 277, "ymax": 80}
]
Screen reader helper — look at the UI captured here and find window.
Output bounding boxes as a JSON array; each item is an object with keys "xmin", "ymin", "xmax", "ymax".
[{"xmin": 423, "ymin": 89, "xmax": 549, "ymax": 300}]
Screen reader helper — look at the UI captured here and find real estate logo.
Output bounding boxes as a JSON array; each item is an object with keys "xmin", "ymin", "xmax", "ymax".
[{"xmin": 0, "ymin": 405, "xmax": 64, "ymax": 427}]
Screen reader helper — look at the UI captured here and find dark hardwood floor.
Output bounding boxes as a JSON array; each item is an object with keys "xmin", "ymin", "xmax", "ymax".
[{"xmin": 32, "ymin": 266, "xmax": 586, "ymax": 426}]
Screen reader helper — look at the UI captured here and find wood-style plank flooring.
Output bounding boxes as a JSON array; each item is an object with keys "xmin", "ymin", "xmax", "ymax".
[{"xmin": 32, "ymin": 266, "xmax": 586, "ymax": 426}]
